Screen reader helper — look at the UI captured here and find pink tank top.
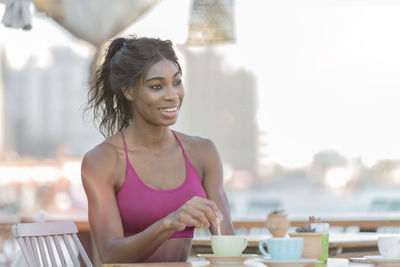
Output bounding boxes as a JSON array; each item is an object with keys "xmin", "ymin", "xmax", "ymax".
[{"xmin": 116, "ymin": 131, "xmax": 207, "ymax": 239}]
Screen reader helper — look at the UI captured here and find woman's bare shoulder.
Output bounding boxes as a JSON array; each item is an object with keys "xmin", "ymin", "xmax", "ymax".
[
  {"xmin": 81, "ymin": 134, "xmax": 124, "ymax": 182},
  {"xmin": 83, "ymin": 142, "xmax": 115, "ymax": 163},
  {"xmin": 174, "ymin": 131, "xmax": 218, "ymax": 159}
]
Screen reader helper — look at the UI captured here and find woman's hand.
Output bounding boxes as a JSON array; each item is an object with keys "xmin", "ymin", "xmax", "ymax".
[{"xmin": 163, "ymin": 196, "xmax": 224, "ymax": 231}]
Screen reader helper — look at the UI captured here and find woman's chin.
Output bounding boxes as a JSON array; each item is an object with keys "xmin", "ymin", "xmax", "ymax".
[{"xmin": 156, "ymin": 118, "xmax": 178, "ymax": 127}]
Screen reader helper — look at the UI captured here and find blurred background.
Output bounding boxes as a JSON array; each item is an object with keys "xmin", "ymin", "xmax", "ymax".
[{"xmin": 1, "ymin": 0, "xmax": 400, "ymax": 226}]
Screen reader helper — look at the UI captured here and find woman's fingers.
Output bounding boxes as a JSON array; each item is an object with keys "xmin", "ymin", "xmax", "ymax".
[
  {"xmin": 187, "ymin": 197, "xmax": 223, "ymax": 227},
  {"xmin": 181, "ymin": 206, "xmax": 210, "ymax": 227},
  {"xmin": 201, "ymin": 197, "xmax": 224, "ymax": 220},
  {"xmin": 179, "ymin": 213, "xmax": 205, "ymax": 228},
  {"xmin": 202, "ymin": 197, "xmax": 223, "ymax": 221},
  {"xmin": 170, "ymin": 197, "xmax": 224, "ymax": 230}
]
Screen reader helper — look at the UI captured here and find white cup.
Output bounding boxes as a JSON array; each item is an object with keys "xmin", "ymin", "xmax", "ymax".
[
  {"xmin": 211, "ymin": 235, "xmax": 248, "ymax": 256},
  {"xmin": 378, "ymin": 236, "xmax": 400, "ymax": 259}
]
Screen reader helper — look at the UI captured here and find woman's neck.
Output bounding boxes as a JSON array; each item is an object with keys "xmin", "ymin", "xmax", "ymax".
[{"xmin": 124, "ymin": 123, "xmax": 174, "ymax": 151}]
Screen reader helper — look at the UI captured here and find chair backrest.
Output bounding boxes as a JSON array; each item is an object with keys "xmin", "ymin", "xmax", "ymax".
[{"xmin": 12, "ymin": 221, "xmax": 93, "ymax": 267}]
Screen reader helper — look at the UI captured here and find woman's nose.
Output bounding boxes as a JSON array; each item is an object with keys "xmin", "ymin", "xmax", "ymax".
[{"xmin": 164, "ymin": 85, "xmax": 179, "ymax": 100}]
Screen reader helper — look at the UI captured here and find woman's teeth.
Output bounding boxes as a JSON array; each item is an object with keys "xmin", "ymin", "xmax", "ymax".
[{"xmin": 159, "ymin": 107, "xmax": 177, "ymax": 112}]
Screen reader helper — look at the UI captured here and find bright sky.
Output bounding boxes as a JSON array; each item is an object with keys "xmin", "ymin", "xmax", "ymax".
[
  {"xmin": 0, "ymin": 4, "xmax": 93, "ymax": 70},
  {"xmin": 2, "ymin": 0, "xmax": 400, "ymax": 168},
  {"xmin": 128, "ymin": 0, "xmax": 400, "ymax": 168},
  {"xmin": 242, "ymin": 1, "xmax": 400, "ymax": 168}
]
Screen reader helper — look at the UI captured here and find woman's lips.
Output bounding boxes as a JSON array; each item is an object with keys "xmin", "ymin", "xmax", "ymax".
[{"xmin": 158, "ymin": 106, "xmax": 179, "ymax": 118}]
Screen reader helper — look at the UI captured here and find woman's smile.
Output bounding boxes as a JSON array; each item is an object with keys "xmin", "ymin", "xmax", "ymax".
[{"xmin": 158, "ymin": 105, "xmax": 179, "ymax": 118}]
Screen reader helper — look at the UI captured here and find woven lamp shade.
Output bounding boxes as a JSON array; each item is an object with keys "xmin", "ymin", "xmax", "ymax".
[{"xmin": 187, "ymin": 0, "xmax": 235, "ymax": 45}]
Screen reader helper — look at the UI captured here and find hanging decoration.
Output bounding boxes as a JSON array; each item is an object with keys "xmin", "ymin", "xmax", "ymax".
[
  {"xmin": 187, "ymin": 0, "xmax": 235, "ymax": 45},
  {"xmin": 1, "ymin": 0, "xmax": 32, "ymax": 30}
]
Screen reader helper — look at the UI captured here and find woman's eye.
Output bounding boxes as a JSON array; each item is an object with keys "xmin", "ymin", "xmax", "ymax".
[
  {"xmin": 173, "ymin": 79, "xmax": 182, "ymax": 86},
  {"xmin": 149, "ymin": 85, "xmax": 162, "ymax": 90}
]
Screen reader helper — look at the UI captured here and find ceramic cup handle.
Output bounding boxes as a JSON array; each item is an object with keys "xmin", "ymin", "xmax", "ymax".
[
  {"xmin": 258, "ymin": 240, "xmax": 270, "ymax": 257},
  {"xmin": 242, "ymin": 238, "xmax": 248, "ymax": 250}
]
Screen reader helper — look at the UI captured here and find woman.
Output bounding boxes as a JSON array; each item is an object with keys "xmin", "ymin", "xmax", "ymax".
[{"xmin": 81, "ymin": 36, "xmax": 235, "ymax": 263}]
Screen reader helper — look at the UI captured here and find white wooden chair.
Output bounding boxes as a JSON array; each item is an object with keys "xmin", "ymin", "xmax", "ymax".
[{"xmin": 12, "ymin": 221, "xmax": 93, "ymax": 267}]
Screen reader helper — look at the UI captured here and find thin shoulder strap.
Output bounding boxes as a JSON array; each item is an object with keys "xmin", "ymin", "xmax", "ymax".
[
  {"xmin": 121, "ymin": 131, "xmax": 130, "ymax": 163},
  {"xmin": 172, "ymin": 131, "xmax": 188, "ymax": 158}
]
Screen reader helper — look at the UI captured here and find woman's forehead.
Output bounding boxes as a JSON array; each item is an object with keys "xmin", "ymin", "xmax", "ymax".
[{"xmin": 145, "ymin": 59, "xmax": 180, "ymax": 78}]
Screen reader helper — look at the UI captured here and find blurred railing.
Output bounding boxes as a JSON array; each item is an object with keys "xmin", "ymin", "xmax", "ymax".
[{"xmin": 232, "ymin": 218, "xmax": 400, "ymax": 233}]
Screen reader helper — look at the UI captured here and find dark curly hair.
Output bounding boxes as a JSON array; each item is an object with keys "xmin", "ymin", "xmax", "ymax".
[{"xmin": 86, "ymin": 35, "xmax": 182, "ymax": 137}]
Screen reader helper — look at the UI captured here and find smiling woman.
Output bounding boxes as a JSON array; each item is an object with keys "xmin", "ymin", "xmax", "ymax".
[{"xmin": 81, "ymin": 35, "xmax": 235, "ymax": 263}]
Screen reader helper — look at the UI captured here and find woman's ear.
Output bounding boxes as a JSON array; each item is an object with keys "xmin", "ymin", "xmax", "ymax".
[{"xmin": 122, "ymin": 86, "xmax": 134, "ymax": 101}]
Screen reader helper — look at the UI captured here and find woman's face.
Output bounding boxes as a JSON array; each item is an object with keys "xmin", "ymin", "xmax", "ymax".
[{"xmin": 131, "ymin": 59, "xmax": 184, "ymax": 126}]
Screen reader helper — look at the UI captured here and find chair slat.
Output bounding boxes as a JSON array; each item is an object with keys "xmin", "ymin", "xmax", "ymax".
[
  {"xmin": 17, "ymin": 237, "xmax": 35, "ymax": 267},
  {"xmin": 31, "ymin": 237, "xmax": 41, "ymax": 266},
  {"xmin": 53, "ymin": 235, "xmax": 67, "ymax": 267},
  {"xmin": 37, "ymin": 236, "xmax": 49, "ymax": 267},
  {"xmin": 45, "ymin": 236, "xmax": 57, "ymax": 267},
  {"xmin": 24, "ymin": 236, "xmax": 38, "ymax": 266},
  {"xmin": 72, "ymin": 233, "xmax": 93, "ymax": 267},
  {"xmin": 63, "ymin": 234, "xmax": 79, "ymax": 267}
]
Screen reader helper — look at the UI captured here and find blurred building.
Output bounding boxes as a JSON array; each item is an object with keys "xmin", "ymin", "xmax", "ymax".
[
  {"xmin": 2, "ymin": 45, "xmax": 101, "ymax": 159},
  {"xmin": 178, "ymin": 46, "xmax": 257, "ymax": 176}
]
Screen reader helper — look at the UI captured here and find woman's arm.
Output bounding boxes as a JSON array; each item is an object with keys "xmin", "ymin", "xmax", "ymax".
[
  {"xmin": 198, "ymin": 139, "xmax": 235, "ymax": 235},
  {"xmin": 81, "ymin": 144, "xmax": 221, "ymax": 263}
]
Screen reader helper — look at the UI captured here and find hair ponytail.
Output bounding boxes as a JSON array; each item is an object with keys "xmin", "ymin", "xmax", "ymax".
[{"xmin": 86, "ymin": 37, "xmax": 132, "ymax": 137}]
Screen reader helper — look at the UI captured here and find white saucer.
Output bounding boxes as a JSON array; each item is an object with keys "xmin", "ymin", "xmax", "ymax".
[
  {"xmin": 364, "ymin": 255, "xmax": 400, "ymax": 265},
  {"xmin": 196, "ymin": 254, "xmax": 258, "ymax": 264},
  {"xmin": 255, "ymin": 257, "xmax": 317, "ymax": 267}
]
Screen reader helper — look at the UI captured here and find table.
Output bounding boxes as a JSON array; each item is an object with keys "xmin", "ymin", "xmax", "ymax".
[
  {"xmin": 192, "ymin": 232, "xmax": 386, "ymax": 258},
  {"xmin": 102, "ymin": 258, "xmax": 373, "ymax": 266}
]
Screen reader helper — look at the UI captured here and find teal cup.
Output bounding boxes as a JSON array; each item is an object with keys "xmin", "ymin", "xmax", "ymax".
[{"xmin": 259, "ymin": 237, "xmax": 304, "ymax": 260}]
